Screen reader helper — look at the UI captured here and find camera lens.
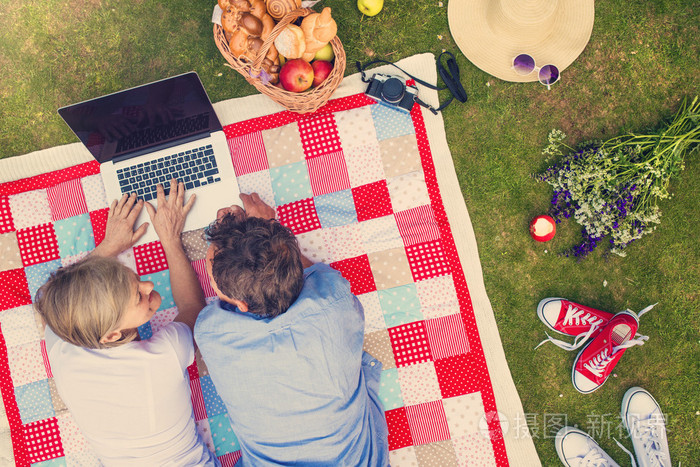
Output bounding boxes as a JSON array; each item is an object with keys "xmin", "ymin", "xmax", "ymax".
[{"xmin": 381, "ymin": 78, "xmax": 405, "ymax": 103}]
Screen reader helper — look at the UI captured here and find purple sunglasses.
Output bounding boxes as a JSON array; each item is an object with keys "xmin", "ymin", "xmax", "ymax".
[{"xmin": 513, "ymin": 53, "xmax": 560, "ymax": 89}]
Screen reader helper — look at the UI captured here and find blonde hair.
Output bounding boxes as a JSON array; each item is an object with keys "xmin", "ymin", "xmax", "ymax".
[{"xmin": 35, "ymin": 255, "xmax": 138, "ymax": 349}]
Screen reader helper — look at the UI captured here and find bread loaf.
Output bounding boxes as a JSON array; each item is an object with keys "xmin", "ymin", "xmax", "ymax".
[
  {"xmin": 274, "ymin": 24, "xmax": 306, "ymax": 59},
  {"xmin": 221, "ymin": 0, "xmax": 280, "ymax": 83},
  {"xmin": 300, "ymin": 7, "xmax": 337, "ymax": 62},
  {"xmin": 266, "ymin": 0, "xmax": 301, "ymax": 21}
]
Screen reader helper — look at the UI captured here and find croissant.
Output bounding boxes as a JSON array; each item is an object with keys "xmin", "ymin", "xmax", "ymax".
[
  {"xmin": 300, "ymin": 7, "xmax": 337, "ymax": 62},
  {"xmin": 221, "ymin": 0, "xmax": 280, "ymax": 83},
  {"xmin": 266, "ymin": 0, "xmax": 301, "ymax": 21}
]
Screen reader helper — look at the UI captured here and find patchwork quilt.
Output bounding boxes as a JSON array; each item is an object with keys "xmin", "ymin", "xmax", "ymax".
[{"xmin": 1, "ymin": 83, "xmax": 519, "ymax": 466}]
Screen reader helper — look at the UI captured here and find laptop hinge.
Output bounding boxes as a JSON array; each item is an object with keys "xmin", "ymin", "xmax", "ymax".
[{"xmin": 112, "ymin": 131, "xmax": 213, "ymax": 164}]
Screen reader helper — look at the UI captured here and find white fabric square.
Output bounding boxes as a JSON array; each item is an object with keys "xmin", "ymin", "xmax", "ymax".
[
  {"xmin": 334, "ymin": 106, "xmax": 377, "ymax": 149},
  {"xmin": 322, "ymin": 224, "xmax": 365, "ymax": 262},
  {"xmin": 9, "ymin": 189, "xmax": 52, "ymax": 230},
  {"xmin": 343, "ymin": 143, "xmax": 385, "ymax": 187},
  {"xmin": 359, "ymin": 215, "xmax": 403, "ymax": 254},
  {"xmin": 397, "ymin": 361, "xmax": 442, "ymax": 406},
  {"xmin": 357, "ymin": 291, "xmax": 386, "ymax": 333},
  {"xmin": 387, "ymin": 171, "xmax": 431, "ymax": 212},
  {"xmin": 236, "ymin": 171, "xmax": 275, "ymax": 209},
  {"xmin": 389, "ymin": 445, "xmax": 419, "ymax": 467},
  {"xmin": 296, "ymin": 229, "xmax": 330, "ymax": 264},
  {"xmin": 57, "ymin": 413, "xmax": 91, "ymax": 455},
  {"xmin": 7, "ymin": 341, "xmax": 46, "ymax": 386},
  {"xmin": 0, "ymin": 305, "xmax": 40, "ymax": 348},
  {"xmin": 116, "ymin": 249, "xmax": 138, "ymax": 274},
  {"xmin": 442, "ymin": 393, "xmax": 487, "ymax": 438},
  {"xmin": 81, "ymin": 175, "xmax": 109, "ymax": 212},
  {"xmin": 452, "ymin": 433, "xmax": 497, "ymax": 467},
  {"xmin": 416, "ymin": 275, "xmax": 459, "ymax": 308}
]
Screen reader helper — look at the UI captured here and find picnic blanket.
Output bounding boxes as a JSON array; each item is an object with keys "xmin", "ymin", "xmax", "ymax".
[{"xmin": 0, "ymin": 53, "xmax": 540, "ymax": 466}]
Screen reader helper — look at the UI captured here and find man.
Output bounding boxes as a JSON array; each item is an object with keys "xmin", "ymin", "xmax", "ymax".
[{"xmin": 194, "ymin": 193, "xmax": 389, "ymax": 466}]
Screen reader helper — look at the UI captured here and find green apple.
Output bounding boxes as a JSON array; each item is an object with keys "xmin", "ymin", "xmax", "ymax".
[
  {"xmin": 357, "ymin": 0, "xmax": 383, "ymax": 16},
  {"xmin": 314, "ymin": 43, "xmax": 335, "ymax": 62}
]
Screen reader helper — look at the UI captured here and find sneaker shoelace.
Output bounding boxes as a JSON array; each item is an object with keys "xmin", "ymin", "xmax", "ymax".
[
  {"xmin": 564, "ymin": 305, "xmax": 606, "ymax": 328},
  {"xmin": 583, "ymin": 336, "xmax": 648, "ymax": 377},
  {"xmin": 577, "ymin": 447, "xmax": 618, "ymax": 467},
  {"xmin": 632, "ymin": 415, "xmax": 670, "ymax": 467},
  {"xmin": 535, "ymin": 303, "xmax": 657, "ymax": 352}
]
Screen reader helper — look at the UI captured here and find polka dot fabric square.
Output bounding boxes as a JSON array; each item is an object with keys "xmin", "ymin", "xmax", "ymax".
[
  {"xmin": 23, "ymin": 417, "xmax": 65, "ymax": 464},
  {"xmin": 385, "ymin": 407, "xmax": 414, "ymax": 451},
  {"xmin": 14, "ymin": 379, "xmax": 54, "ymax": 424},
  {"xmin": 261, "ymin": 122, "xmax": 305, "ymax": 168},
  {"xmin": 343, "ymin": 143, "xmax": 385, "ymax": 188},
  {"xmin": 134, "ymin": 241, "xmax": 169, "ymax": 275},
  {"xmin": 379, "ymin": 134, "xmax": 423, "ymax": 179},
  {"xmin": 0, "ymin": 231, "xmax": 22, "ymax": 272},
  {"xmin": 397, "ymin": 362, "xmax": 442, "ymax": 406},
  {"xmin": 46, "ymin": 179, "xmax": 88, "ymax": 222},
  {"xmin": 270, "ymin": 161, "xmax": 313, "ymax": 206},
  {"xmin": 16, "ymin": 223, "xmax": 60, "ymax": 267},
  {"xmin": 149, "ymin": 307, "xmax": 177, "ymax": 334},
  {"xmin": 314, "ymin": 190, "xmax": 357, "ymax": 228},
  {"xmin": 352, "ymin": 180, "xmax": 393, "ymax": 222},
  {"xmin": 0, "ymin": 196, "xmax": 15, "ymax": 233},
  {"xmin": 434, "ymin": 354, "xmax": 482, "ymax": 398},
  {"xmin": 389, "ymin": 445, "xmax": 419, "ymax": 466},
  {"xmin": 359, "ymin": 215, "xmax": 404, "ymax": 255},
  {"xmin": 9, "ymin": 190, "xmax": 52, "ymax": 230},
  {"xmin": 387, "ymin": 171, "xmax": 431, "ymax": 213},
  {"xmin": 298, "ymin": 113, "xmax": 342, "ymax": 158},
  {"xmin": 7, "ymin": 337, "xmax": 47, "ymax": 386},
  {"xmin": 321, "ymin": 224, "xmax": 364, "ymax": 262},
  {"xmin": 236, "ymin": 171, "xmax": 274, "ymax": 208},
  {"xmin": 442, "ymin": 393, "xmax": 486, "ymax": 438},
  {"xmin": 334, "ymin": 106, "xmax": 377, "ymax": 149},
  {"xmin": 296, "ymin": 229, "xmax": 330, "ymax": 264},
  {"xmin": 378, "ymin": 284, "xmax": 423, "ymax": 328},
  {"xmin": 414, "ymin": 440, "xmax": 459, "ymax": 467},
  {"xmin": 0, "ymin": 268, "xmax": 32, "ymax": 311},
  {"xmin": 452, "ymin": 433, "xmax": 497, "ymax": 467},
  {"xmin": 378, "ymin": 367, "xmax": 403, "ymax": 410},
  {"xmin": 306, "ymin": 151, "xmax": 351, "ymax": 196},
  {"xmin": 357, "ymin": 291, "xmax": 386, "ymax": 333},
  {"xmin": 229, "ymin": 132, "xmax": 269, "ymax": 176},
  {"xmin": 200, "ymin": 375, "xmax": 228, "ymax": 418},
  {"xmin": 142, "ymin": 269, "xmax": 174, "ymax": 311},
  {"xmin": 370, "ymin": 103, "xmax": 416, "ymax": 141},
  {"xmin": 89, "ymin": 208, "xmax": 109, "ymax": 249},
  {"xmin": 367, "ymin": 248, "xmax": 414, "ymax": 291},
  {"xmin": 0, "ymin": 305, "xmax": 40, "ymax": 348},
  {"xmin": 80, "ymin": 174, "xmax": 109, "ymax": 212},
  {"xmin": 388, "ymin": 321, "xmax": 432, "ymax": 367},
  {"xmin": 406, "ymin": 240, "xmax": 451, "ymax": 282},
  {"xmin": 329, "ymin": 255, "xmax": 376, "ymax": 296},
  {"xmin": 276, "ymin": 198, "xmax": 322, "ymax": 235},
  {"xmin": 405, "ymin": 400, "xmax": 451, "ymax": 445},
  {"xmin": 24, "ymin": 260, "xmax": 62, "ymax": 300},
  {"xmin": 53, "ymin": 214, "xmax": 95, "ymax": 258},
  {"xmin": 208, "ymin": 413, "xmax": 240, "ymax": 456},
  {"xmin": 56, "ymin": 413, "xmax": 91, "ymax": 455}
]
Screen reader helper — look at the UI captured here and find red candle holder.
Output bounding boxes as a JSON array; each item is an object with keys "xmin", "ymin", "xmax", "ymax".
[{"xmin": 530, "ymin": 215, "xmax": 556, "ymax": 242}]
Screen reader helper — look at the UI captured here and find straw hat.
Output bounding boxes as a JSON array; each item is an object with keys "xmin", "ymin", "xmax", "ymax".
[{"xmin": 448, "ymin": 0, "xmax": 595, "ymax": 82}]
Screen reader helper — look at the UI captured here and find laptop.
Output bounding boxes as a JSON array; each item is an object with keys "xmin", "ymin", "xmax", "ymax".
[{"xmin": 59, "ymin": 72, "xmax": 241, "ymax": 246}]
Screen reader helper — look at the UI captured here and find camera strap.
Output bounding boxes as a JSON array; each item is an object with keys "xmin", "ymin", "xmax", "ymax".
[{"xmin": 356, "ymin": 52, "xmax": 467, "ymax": 114}]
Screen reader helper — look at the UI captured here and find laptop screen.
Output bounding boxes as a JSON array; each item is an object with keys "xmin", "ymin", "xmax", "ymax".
[{"xmin": 58, "ymin": 72, "xmax": 222, "ymax": 164}]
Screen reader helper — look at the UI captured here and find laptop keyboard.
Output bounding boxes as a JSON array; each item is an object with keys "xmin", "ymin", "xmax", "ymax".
[{"xmin": 116, "ymin": 144, "xmax": 221, "ymax": 201}]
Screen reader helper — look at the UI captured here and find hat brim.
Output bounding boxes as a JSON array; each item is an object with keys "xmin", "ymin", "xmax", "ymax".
[{"xmin": 448, "ymin": 0, "xmax": 595, "ymax": 82}]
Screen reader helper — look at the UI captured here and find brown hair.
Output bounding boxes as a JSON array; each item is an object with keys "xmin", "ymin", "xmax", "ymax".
[
  {"xmin": 205, "ymin": 214, "xmax": 304, "ymax": 318},
  {"xmin": 35, "ymin": 256, "xmax": 137, "ymax": 349}
]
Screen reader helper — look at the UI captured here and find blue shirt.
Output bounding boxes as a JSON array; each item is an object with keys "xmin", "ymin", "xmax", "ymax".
[{"xmin": 194, "ymin": 263, "xmax": 389, "ymax": 466}]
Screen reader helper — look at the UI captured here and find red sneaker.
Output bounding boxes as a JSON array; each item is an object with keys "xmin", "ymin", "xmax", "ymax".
[
  {"xmin": 537, "ymin": 298, "xmax": 614, "ymax": 336},
  {"xmin": 535, "ymin": 298, "xmax": 615, "ymax": 351},
  {"xmin": 572, "ymin": 311, "xmax": 649, "ymax": 394}
]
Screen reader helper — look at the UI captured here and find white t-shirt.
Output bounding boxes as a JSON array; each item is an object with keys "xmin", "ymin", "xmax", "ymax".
[{"xmin": 45, "ymin": 322, "xmax": 219, "ymax": 466}]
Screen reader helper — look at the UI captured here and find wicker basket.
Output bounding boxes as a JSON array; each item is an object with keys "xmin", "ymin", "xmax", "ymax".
[{"xmin": 214, "ymin": 7, "xmax": 346, "ymax": 114}]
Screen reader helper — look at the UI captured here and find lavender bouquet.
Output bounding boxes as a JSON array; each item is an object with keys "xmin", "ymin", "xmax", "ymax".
[{"xmin": 537, "ymin": 97, "xmax": 699, "ymax": 258}]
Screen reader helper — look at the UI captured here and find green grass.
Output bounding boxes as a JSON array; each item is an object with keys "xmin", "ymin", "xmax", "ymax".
[{"xmin": 1, "ymin": 0, "xmax": 698, "ymax": 464}]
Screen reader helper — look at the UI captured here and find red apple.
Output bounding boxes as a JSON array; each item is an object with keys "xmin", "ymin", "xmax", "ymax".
[
  {"xmin": 279, "ymin": 59, "xmax": 314, "ymax": 93},
  {"xmin": 311, "ymin": 60, "xmax": 333, "ymax": 87},
  {"xmin": 529, "ymin": 215, "xmax": 556, "ymax": 242}
]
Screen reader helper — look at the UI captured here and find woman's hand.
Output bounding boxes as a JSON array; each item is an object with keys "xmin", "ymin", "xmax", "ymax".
[
  {"xmin": 240, "ymin": 192, "xmax": 276, "ymax": 220},
  {"xmin": 92, "ymin": 193, "xmax": 148, "ymax": 257},
  {"xmin": 144, "ymin": 179, "xmax": 196, "ymax": 249}
]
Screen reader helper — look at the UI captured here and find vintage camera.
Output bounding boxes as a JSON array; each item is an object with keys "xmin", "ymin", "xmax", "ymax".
[{"xmin": 364, "ymin": 73, "xmax": 418, "ymax": 112}]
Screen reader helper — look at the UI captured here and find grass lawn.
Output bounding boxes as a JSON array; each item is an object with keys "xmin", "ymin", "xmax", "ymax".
[{"xmin": 1, "ymin": 0, "xmax": 698, "ymax": 464}]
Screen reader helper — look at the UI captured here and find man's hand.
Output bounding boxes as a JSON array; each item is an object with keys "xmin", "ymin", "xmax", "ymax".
[
  {"xmin": 92, "ymin": 193, "xmax": 148, "ymax": 257},
  {"xmin": 240, "ymin": 193, "xmax": 276, "ymax": 220},
  {"xmin": 144, "ymin": 179, "xmax": 196, "ymax": 248}
]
